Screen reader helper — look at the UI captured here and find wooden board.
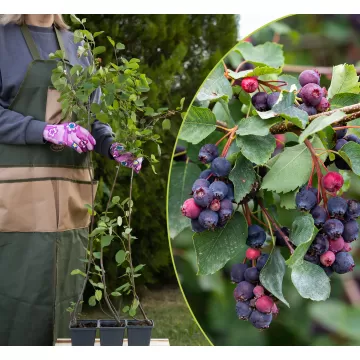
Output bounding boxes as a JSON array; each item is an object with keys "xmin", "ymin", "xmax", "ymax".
[{"xmin": 56, "ymin": 338, "xmax": 170, "ymax": 346}]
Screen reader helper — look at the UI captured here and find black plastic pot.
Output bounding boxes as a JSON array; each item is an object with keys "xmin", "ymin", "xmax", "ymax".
[
  {"xmin": 99, "ymin": 320, "xmax": 126, "ymax": 346},
  {"xmin": 127, "ymin": 320, "xmax": 154, "ymax": 346},
  {"xmin": 69, "ymin": 320, "xmax": 98, "ymax": 346}
]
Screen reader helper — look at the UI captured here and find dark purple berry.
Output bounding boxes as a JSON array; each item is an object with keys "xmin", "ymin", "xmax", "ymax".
[
  {"xmin": 249, "ymin": 310, "xmax": 272, "ymax": 329},
  {"xmin": 299, "ymin": 103, "xmax": 317, "ymax": 115},
  {"xmin": 327, "ymin": 196, "xmax": 348, "ymax": 218},
  {"xmin": 323, "ymin": 219, "xmax": 344, "ymax": 239},
  {"xmin": 267, "ymin": 92, "xmax": 280, "ymax": 108},
  {"xmin": 275, "ymin": 227, "xmax": 290, "ymax": 247},
  {"xmin": 236, "ymin": 301, "xmax": 253, "ymax": 320},
  {"xmin": 296, "ymin": 189, "xmax": 317, "ymax": 211},
  {"xmin": 211, "ymin": 157, "xmax": 232, "ymax": 177},
  {"xmin": 300, "ymin": 185, "xmax": 319, "ymax": 199},
  {"xmin": 193, "ymin": 187, "xmax": 214, "ymax": 207},
  {"xmin": 332, "ymin": 252, "xmax": 355, "ymax": 274},
  {"xmin": 344, "ymin": 134, "xmax": 360, "ymax": 144},
  {"xmin": 191, "ymin": 219, "xmax": 206, "ymax": 233},
  {"xmin": 218, "ymin": 199, "xmax": 234, "ymax": 225},
  {"xmin": 342, "ymin": 219, "xmax": 359, "ymax": 243},
  {"xmin": 304, "ymin": 252, "xmax": 320, "ymax": 265},
  {"xmin": 230, "ymin": 263, "xmax": 248, "ymax": 283},
  {"xmin": 226, "ymin": 182, "xmax": 235, "ymax": 201},
  {"xmin": 198, "ymin": 209, "xmax": 218, "ymax": 229},
  {"xmin": 192, "ymin": 179, "xmax": 210, "ymax": 192},
  {"xmin": 175, "ymin": 146, "xmax": 187, "ymax": 161},
  {"xmin": 256, "ymin": 253, "xmax": 269, "ymax": 271},
  {"xmin": 209, "ymin": 181, "xmax": 228, "ymax": 200},
  {"xmin": 301, "ymin": 83, "xmax": 324, "ymax": 106},
  {"xmin": 335, "ymin": 128, "xmax": 347, "ymax": 139},
  {"xmin": 244, "ymin": 267, "xmax": 260, "ymax": 284},
  {"xmin": 233, "ymin": 281, "xmax": 255, "ymax": 301},
  {"xmin": 316, "ymin": 97, "xmax": 330, "ymax": 113},
  {"xmin": 251, "ymin": 92, "xmax": 270, "ymax": 112},
  {"xmin": 321, "ymin": 264, "xmax": 334, "ymax": 277},
  {"xmin": 199, "ymin": 169, "xmax": 214, "ymax": 183},
  {"xmin": 309, "ymin": 233, "xmax": 329, "ymax": 255},
  {"xmin": 335, "ymin": 156, "xmax": 351, "ymax": 170},
  {"xmin": 198, "ymin": 144, "xmax": 219, "ymax": 164},
  {"xmin": 311, "ymin": 205, "xmax": 327, "ymax": 227},
  {"xmin": 334, "ymin": 139, "xmax": 347, "ymax": 151},
  {"xmin": 299, "ymin": 69, "xmax": 320, "ymax": 87},
  {"xmin": 346, "ymin": 200, "xmax": 360, "ymax": 219},
  {"xmin": 246, "ymin": 224, "xmax": 267, "ymax": 248}
]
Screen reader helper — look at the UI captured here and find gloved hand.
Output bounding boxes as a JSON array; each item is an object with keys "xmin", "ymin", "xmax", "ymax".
[
  {"xmin": 110, "ymin": 142, "xmax": 143, "ymax": 173},
  {"xmin": 43, "ymin": 122, "xmax": 96, "ymax": 154}
]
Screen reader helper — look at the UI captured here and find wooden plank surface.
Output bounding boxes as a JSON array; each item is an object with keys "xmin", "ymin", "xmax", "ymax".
[{"xmin": 56, "ymin": 338, "xmax": 170, "ymax": 346}]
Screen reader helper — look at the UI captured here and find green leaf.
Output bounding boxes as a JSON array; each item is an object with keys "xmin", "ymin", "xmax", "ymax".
[
  {"xmin": 278, "ymin": 74, "xmax": 301, "ymax": 91},
  {"xmin": 70, "ymin": 64, "xmax": 83, "ymax": 76},
  {"xmin": 229, "ymin": 155, "xmax": 256, "ymax": 202},
  {"xmin": 212, "ymin": 99, "xmax": 235, "ymax": 128},
  {"xmin": 111, "ymin": 292, "xmax": 121, "ymax": 297},
  {"xmin": 94, "ymin": 31, "xmax": 104, "ymax": 38},
  {"xmin": 117, "ymin": 216, "xmax": 123, "ymax": 226},
  {"xmin": 257, "ymin": 92, "xmax": 308, "ymax": 129},
  {"xmin": 95, "ymin": 290, "xmax": 102, "ymax": 301},
  {"xmin": 88, "ymin": 296, "xmax": 96, "ymax": 306},
  {"xmin": 179, "ymin": 106, "xmax": 217, "ymax": 144},
  {"xmin": 70, "ymin": 14, "xmax": 82, "ymax": 24},
  {"xmin": 93, "ymin": 252, "xmax": 101, "ymax": 259},
  {"xmin": 134, "ymin": 264, "xmax": 145, "ymax": 272},
  {"xmin": 236, "ymin": 133, "xmax": 276, "ymax": 165},
  {"xmin": 90, "ymin": 103, "xmax": 101, "ymax": 114},
  {"xmin": 318, "ymin": 126, "xmax": 336, "ymax": 150},
  {"xmin": 93, "ymin": 46, "xmax": 106, "ymax": 56},
  {"xmin": 112, "ymin": 196, "xmax": 120, "ymax": 204},
  {"xmin": 115, "ymin": 250, "xmax": 126, "ymax": 265},
  {"xmin": 279, "ymin": 190, "xmax": 297, "ymax": 209},
  {"xmin": 339, "ymin": 141, "xmax": 360, "ymax": 175},
  {"xmin": 328, "ymin": 64, "xmax": 360, "ymax": 99},
  {"xmin": 168, "ymin": 162, "xmax": 201, "ymax": 238},
  {"xmin": 236, "ymin": 41, "xmax": 284, "ymax": 68},
  {"xmin": 196, "ymin": 62, "xmax": 233, "ymax": 102},
  {"xmin": 236, "ymin": 116, "xmax": 281, "ymax": 136},
  {"xmin": 122, "ymin": 306, "xmax": 130, "ymax": 313},
  {"xmin": 259, "ymin": 247, "xmax": 289, "ymax": 307},
  {"xmin": 116, "ymin": 42, "xmax": 125, "ymax": 50},
  {"xmin": 194, "ymin": 212, "xmax": 248, "ymax": 275},
  {"xmin": 107, "ymin": 36, "xmax": 115, "ymax": 47},
  {"xmin": 330, "ymin": 93, "xmax": 360, "ymax": 109},
  {"xmin": 89, "ymin": 227, "xmax": 106, "ymax": 237},
  {"xmin": 298, "ymin": 110, "xmax": 345, "ymax": 143},
  {"xmin": 227, "ymin": 65, "xmax": 282, "ymax": 80},
  {"xmin": 291, "ymin": 261, "xmax": 331, "ymax": 301},
  {"xmin": 71, "ymin": 269, "xmax": 86, "ymax": 277},
  {"xmin": 101, "ymin": 235, "xmax": 114, "ymax": 248},
  {"xmin": 162, "ymin": 119, "xmax": 171, "ymax": 130}
]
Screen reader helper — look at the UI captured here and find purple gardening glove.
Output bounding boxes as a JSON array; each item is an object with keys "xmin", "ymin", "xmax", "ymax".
[
  {"xmin": 43, "ymin": 122, "xmax": 96, "ymax": 154},
  {"xmin": 110, "ymin": 142, "xmax": 143, "ymax": 173}
]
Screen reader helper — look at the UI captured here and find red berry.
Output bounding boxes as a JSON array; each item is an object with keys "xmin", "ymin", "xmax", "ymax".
[
  {"xmin": 271, "ymin": 303, "xmax": 279, "ymax": 315},
  {"xmin": 255, "ymin": 295, "xmax": 274, "ymax": 314},
  {"xmin": 322, "ymin": 172, "xmax": 344, "ymax": 193},
  {"xmin": 320, "ymin": 251, "xmax": 336, "ymax": 267},
  {"xmin": 253, "ymin": 285, "xmax": 265, "ymax": 298},
  {"xmin": 181, "ymin": 198, "xmax": 201, "ymax": 219},
  {"xmin": 241, "ymin": 77, "xmax": 258, "ymax": 93},
  {"xmin": 246, "ymin": 248, "xmax": 261, "ymax": 260},
  {"xmin": 342, "ymin": 242, "xmax": 352, "ymax": 252},
  {"xmin": 329, "ymin": 237, "xmax": 345, "ymax": 253},
  {"xmin": 275, "ymin": 134, "xmax": 285, "ymax": 149},
  {"xmin": 209, "ymin": 198, "xmax": 221, "ymax": 212}
]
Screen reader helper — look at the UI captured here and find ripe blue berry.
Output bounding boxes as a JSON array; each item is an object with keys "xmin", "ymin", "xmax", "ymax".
[
  {"xmin": 299, "ymin": 69, "xmax": 320, "ymax": 87},
  {"xmin": 304, "ymin": 253, "xmax": 320, "ymax": 265},
  {"xmin": 211, "ymin": 157, "xmax": 232, "ymax": 177},
  {"xmin": 311, "ymin": 205, "xmax": 327, "ymax": 227},
  {"xmin": 321, "ymin": 264, "xmax": 334, "ymax": 277},
  {"xmin": 309, "ymin": 233, "xmax": 329, "ymax": 255},
  {"xmin": 323, "ymin": 219, "xmax": 344, "ymax": 239},
  {"xmin": 198, "ymin": 144, "xmax": 219, "ymax": 164},
  {"xmin": 249, "ymin": 310, "xmax": 272, "ymax": 329},
  {"xmin": 193, "ymin": 186, "xmax": 214, "ymax": 207},
  {"xmin": 300, "ymin": 185, "xmax": 319, "ymax": 199},
  {"xmin": 251, "ymin": 92, "xmax": 270, "ymax": 112},
  {"xmin": 226, "ymin": 182, "xmax": 235, "ymax": 201},
  {"xmin": 346, "ymin": 200, "xmax": 360, "ymax": 219},
  {"xmin": 198, "ymin": 209, "xmax": 218, "ymax": 229},
  {"xmin": 209, "ymin": 181, "xmax": 228, "ymax": 200},
  {"xmin": 344, "ymin": 134, "xmax": 360, "ymax": 144},
  {"xmin": 199, "ymin": 169, "xmax": 215, "ymax": 183},
  {"xmin": 192, "ymin": 179, "xmax": 210, "ymax": 192},
  {"xmin": 230, "ymin": 263, "xmax": 248, "ymax": 283},
  {"xmin": 244, "ymin": 267, "xmax": 260, "ymax": 284},
  {"xmin": 336, "ymin": 128, "xmax": 347, "ymax": 139},
  {"xmin": 327, "ymin": 196, "xmax": 348, "ymax": 218},
  {"xmin": 334, "ymin": 139, "xmax": 347, "ymax": 151},
  {"xmin": 233, "ymin": 281, "xmax": 255, "ymax": 301},
  {"xmin": 246, "ymin": 224, "xmax": 267, "ymax": 248},
  {"xmin": 342, "ymin": 219, "xmax": 359, "ymax": 243},
  {"xmin": 191, "ymin": 219, "xmax": 206, "ymax": 233},
  {"xmin": 275, "ymin": 227, "xmax": 290, "ymax": 247},
  {"xmin": 256, "ymin": 253, "xmax": 269, "ymax": 271},
  {"xmin": 299, "ymin": 103, "xmax": 317, "ymax": 115},
  {"xmin": 335, "ymin": 156, "xmax": 351, "ymax": 170},
  {"xmin": 218, "ymin": 199, "xmax": 234, "ymax": 225},
  {"xmin": 267, "ymin": 92, "xmax": 280, "ymax": 108},
  {"xmin": 296, "ymin": 189, "xmax": 317, "ymax": 211},
  {"xmin": 236, "ymin": 301, "xmax": 253, "ymax": 320},
  {"xmin": 332, "ymin": 252, "xmax": 355, "ymax": 274},
  {"xmin": 301, "ymin": 83, "xmax": 324, "ymax": 106}
]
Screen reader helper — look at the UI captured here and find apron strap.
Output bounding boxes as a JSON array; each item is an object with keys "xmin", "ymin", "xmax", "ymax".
[
  {"xmin": 54, "ymin": 26, "xmax": 69, "ymax": 62},
  {"xmin": 21, "ymin": 25, "xmax": 41, "ymax": 60}
]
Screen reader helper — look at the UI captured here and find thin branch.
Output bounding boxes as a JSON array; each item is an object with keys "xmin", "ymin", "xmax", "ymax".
[{"xmin": 283, "ymin": 64, "xmax": 360, "ymax": 75}]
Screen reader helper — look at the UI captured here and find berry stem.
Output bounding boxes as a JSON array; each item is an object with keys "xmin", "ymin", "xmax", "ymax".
[
  {"xmin": 220, "ymin": 125, "xmax": 238, "ymax": 157},
  {"xmin": 283, "ymin": 64, "xmax": 360, "ymax": 76},
  {"xmin": 307, "ymin": 161, "xmax": 315, "ymax": 188},
  {"xmin": 173, "ymin": 151, "xmax": 187, "ymax": 158},
  {"xmin": 333, "ymin": 125, "xmax": 360, "ymax": 130},
  {"xmin": 249, "ymin": 211, "xmax": 270, "ymax": 229},
  {"xmin": 242, "ymin": 203, "xmax": 252, "ymax": 226},
  {"xmin": 215, "ymin": 131, "xmax": 231, "ymax": 146},
  {"xmin": 244, "ymin": 202, "xmax": 252, "ymax": 226}
]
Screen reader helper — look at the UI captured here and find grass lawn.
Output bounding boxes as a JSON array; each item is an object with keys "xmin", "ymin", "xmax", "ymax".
[{"xmin": 83, "ymin": 286, "xmax": 210, "ymax": 346}]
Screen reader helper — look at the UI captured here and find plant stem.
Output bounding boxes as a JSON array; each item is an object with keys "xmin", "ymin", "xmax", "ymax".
[
  {"xmin": 333, "ymin": 125, "xmax": 360, "ymax": 130},
  {"xmin": 283, "ymin": 64, "xmax": 360, "ymax": 76},
  {"xmin": 242, "ymin": 203, "xmax": 251, "ymax": 226}
]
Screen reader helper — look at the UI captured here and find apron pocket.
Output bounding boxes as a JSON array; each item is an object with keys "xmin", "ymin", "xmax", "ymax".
[
  {"xmin": 0, "ymin": 180, "xmax": 57, "ymax": 232},
  {"xmin": 57, "ymin": 180, "xmax": 98, "ymax": 231}
]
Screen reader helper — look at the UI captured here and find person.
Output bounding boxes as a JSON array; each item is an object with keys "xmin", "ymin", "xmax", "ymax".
[{"xmin": 0, "ymin": 14, "xmax": 141, "ymax": 346}]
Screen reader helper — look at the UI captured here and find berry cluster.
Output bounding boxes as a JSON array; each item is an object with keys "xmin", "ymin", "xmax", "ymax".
[
  {"xmin": 231, "ymin": 245, "xmax": 278, "ymax": 329},
  {"xmin": 295, "ymin": 171, "xmax": 357, "ymax": 275},
  {"xmin": 181, "ymin": 144, "xmax": 235, "ymax": 232}
]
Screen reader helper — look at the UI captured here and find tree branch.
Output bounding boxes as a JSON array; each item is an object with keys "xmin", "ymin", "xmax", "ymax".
[{"xmin": 283, "ymin": 64, "xmax": 360, "ymax": 75}]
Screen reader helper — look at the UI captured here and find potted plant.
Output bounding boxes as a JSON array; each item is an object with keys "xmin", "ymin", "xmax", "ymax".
[{"xmin": 50, "ymin": 14, "xmax": 183, "ymax": 346}]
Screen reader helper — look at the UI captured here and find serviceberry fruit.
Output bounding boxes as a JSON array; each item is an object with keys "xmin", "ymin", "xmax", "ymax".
[
  {"xmin": 193, "ymin": 186, "xmax": 214, "ymax": 207},
  {"xmin": 322, "ymin": 172, "xmax": 344, "ymax": 192},
  {"xmin": 199, "ymin": 169, "xmax": 215, "ymax": 183},
  {"xmin": 253, "ymin": 285, "xmax": 265, "ymax": 298},
  {"xmin": 209, "ymin": 199, "xmax": 221, "ymax": 212},
  {"xmin": 218, "ymin": 199, "xmax": 234, "ymax": 224},
  {"xmin": 336, "ymin": 128, "xmax": 347, "ymax": 139},
  {"xmin": 234, "ymin": 281, "xmax": 255, "ymax": 301},
  {"xmin": 198, "ymin": 144, "xmax": 219, "ymax": 164},
  {"xmin": 320, "ymin": 251, "xmax": 336, "ymax": 267},
  {"xmin": 271, "ymin": 303, "xmax": 279, "ymax": 316},
  {"xmin": 246, "ymin": 248, "xmax": 261, "ymax": 260},
  {"xmin": 211, "ymin": 157, "xmax": 232, "ymax": 177},
  {"xmin": 192, "ymin": 179, "xmax": 210, "ymax": 192},
  {"xmin": 181, "ymin": 198, "xmax": 202, "ymax": 219},
  {"xmin": 316, "ymin": 97, "xmax": 330, "ymax": 112},
  {"xmin": 256, "ymin": 253, "xmax": 269, "ymax": 271},
  {"xmin": 323, "ymin": 219, "xmax": 344, "ymax": 239},
  {"xmin": 311, "ymin": 205, "xmax": 327, "ymax": 227},
  {"xmin": 209, "ymin": 181, "xmax": 228, "ymax": 200},
  {"xmin": 344, "ymin": 134, "xmax": 360, "ymax": 143},
  {"xmin": 304, "ymin": 253, "xmax": 320, "ymax": 265},
  {"xmin": 328, "ymin": 237, "xmax": 345, "ymax": 253},
  {"xmin": 301, "ymin": 83, "xmax": 324, "ymax": 107},
  {"xmin": 246, "ymin": 224, "xmax": 267, "ymax": 248},
  {"xmin": 346, "ymin": 200, "xmax": 360, "ymax": 219},
  {"xmin": 299, "ymin": 69, "xmax": 320, "ymax": 87},
  {"xmin": 198, "ymin": 209, "xmax": 219, "ymax": 229},
  {"xmin": 236, "ymin": 301, "xmax": 252, "ymax": 320},
  {"xmin": 249, "ymin": 310, "xmax": 272, "ymax": 329},
  {"xmin": 241, "ymin": 77, "xmax": 258, "ymax": 93},
  {"xmin": 342, "ymin": 243, "xmax": 352, "ymax": 252},
  {"xmin": 275, "ymin": 227, "xmax": 290, "ymax": 247},
  {"xmin": 334, "ymin": 156, "xmax": 351, "ymax": 170},
  {"xmin": 252, "ymin": 92, "xmax": 269, "ymax": 112},
  {"xmin": 255, "ymin": 295, "xmax": 274, "ymax": 314},
  {"xmin": 342, "ymin": 219, "xmax": 359, "ymax": 243},
  {"xmin": 244, "ymin": 267, "xmax": 260, "ymax": 284},
  {"xmin": 230, "ymin": 263, "xmax": 248, "ymax": 283},
  {"xmin": 309, "ymin": 233, "xmax": 329, "ymax": 255},
  {"xmin": 333, "ymin": 252, "xmax": 355, "ymax": 274},
  {"xmin": 296, "ymin": 189, "xmax": 317, "ymax": 211},
  {"xmin": 191, "ymin": 219, "xmax": 206, "ymax": 233},
  {"xmin": 267, "ymin": 92, "xmax": 280, "ymax": 108},
  {"xmin": 299, "ymin": 103, "xmax": 317, "ymax": 115},
  {"xmin": 327, "ymin": 196, "xmax": 348, "ymax": 218},
  {"xmin": 334, "ymin": 139, "xmax": 347, "ymax": 151},
  {"xmin": 321, "ymin": 264, "xmax": 334, "ymax": 277},
  {"xmin": 226, "ymin": 183, "xmax": 235, "ymax": 201}
]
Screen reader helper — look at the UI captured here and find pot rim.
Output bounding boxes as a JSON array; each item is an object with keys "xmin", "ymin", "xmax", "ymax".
[
  {"xmin": 99, "ymin": 319, "xmax": 127, "ymax": 328},
  {"xmin": 126, "ymin": 319, "xmax": 154, "ymax": 328}
]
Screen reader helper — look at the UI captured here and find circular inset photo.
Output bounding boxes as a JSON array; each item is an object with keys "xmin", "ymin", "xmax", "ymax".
[{"xmin": 167, "ymin": 14, "xmax": 360, "ymax": 346}]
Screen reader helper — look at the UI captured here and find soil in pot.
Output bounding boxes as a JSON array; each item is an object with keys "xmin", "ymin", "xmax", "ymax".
[
  {"xmin": 69, "ymin": 320, "xmax": 98, "ymax": 346},
  {"xmin": 99, "ymin": 320, "xmax": 126, "ymax": 346},
  {"xmin": 127, "ymin": 320, "xmax": 154, "ymax": 346}
]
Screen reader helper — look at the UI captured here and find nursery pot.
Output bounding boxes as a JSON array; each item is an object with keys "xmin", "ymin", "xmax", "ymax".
[
  {"xmin": 127, "ymin": 319, "xmax": 154, "ymax": 346},
  {"xmin": 69, "ymin": 320, "xmax": 98, "ymax": 346},
  {"xmin": 99, "ymin": 319, "xmax": 127, "ymax": 346}
]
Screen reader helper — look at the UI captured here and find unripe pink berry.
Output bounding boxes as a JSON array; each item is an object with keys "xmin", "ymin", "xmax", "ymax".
[
  {"xmin": 209, "ymin": 198, "xmax": 221, "ymax": 212},
  {"xmin": 322, "ymin": 172, "xmax": 344, "ymax": 193},
  {"xmin": 181, "ymin": 198, "xmax": 201, "ymax": 219},
  {"xmin": 320, "ymin": 251, "xmax": 336, "ymax": 267},
  {"xmin": 275, "ymin": 134, "xmax": 285, "ymax": 149},
  {"xmin": 271, "ymin": 303, "xmax": 279, "ymax": 315},
  {"xmin": 329, "ymin": 236, "xmax": 345, "ymax": 253},
  {"xmin": 246, "ymin": 248, "xmax": 261, "ymax": 260},
  {"xmin": 241, "ymin": 77, "xmax": 258, "ymax": 93},
  {"xmin": 255, "ymin": 295, "xmax": 274, "ymax": 314},
  {"xmin": 253, "ymin": 285, "xmax": 265, "ymax": 298},
  {"xmin": 342, "ymin": 243, "xmax": 352, "ymax": 252}
]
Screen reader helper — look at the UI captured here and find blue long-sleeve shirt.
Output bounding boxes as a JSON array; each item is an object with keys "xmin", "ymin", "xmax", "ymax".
[{"xmin": 0, "ymin": 23, "xmax": 113, "ymax": 157}]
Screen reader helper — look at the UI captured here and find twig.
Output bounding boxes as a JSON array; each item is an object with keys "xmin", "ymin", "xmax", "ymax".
[{"xmin": 283, "ymin": 64, "xmax": 360, "ymax": 75}]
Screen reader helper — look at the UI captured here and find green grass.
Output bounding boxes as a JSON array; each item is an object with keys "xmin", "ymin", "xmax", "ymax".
[{"xmin": 83, "ymin": 286, "xmax": 210, "ymax": 346}]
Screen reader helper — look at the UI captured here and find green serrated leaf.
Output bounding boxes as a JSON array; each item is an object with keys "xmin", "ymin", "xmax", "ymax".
[
  {"xmin": 278, "ymin": 74, "xmax": 301, "ymax": 91},
  {"xmin": 212, "ymin": 99, "xmax": 235, "ymax": 128},
  {"xmin": 339, "ymin": 141, "xmax": 360, "ymax": 175},
  {"xmin": 330, "ymin": 93, "xmax": 360, "ymax": 109},
  {"xmin": 227, "ymin": 65, "xmax": 282, "ymax": 80},
  {"xmin": 318, "ymin": 126, "xmax": 336, "ymax": 150},
  {"xmin": 279, "ymin": 190, "xmax": 297, "ymax": 209},
  {"xmin": 236, "ymin": 116, "xmax": 281, "ymax": 136},
  {"xmin": 328, "ymin": 64, "xmax": 360, "ymax": 99},
  {"xmin": 101, "ymin": 235, "xmax": 114, "ymax": 248},
  {"xmin": 194, "ymin": 212, "xmax": 248, "ymax": 275},
  {"xmin": 115, "ymin": 250, "xmax": 126, "ymax": 265},
  {"xmin": 179, "ymin": 106, "xmax": 217, "ymax": 144},
  {"xmin": 229, "ymin": 155, "xmax": 256, "ymax": 202}
]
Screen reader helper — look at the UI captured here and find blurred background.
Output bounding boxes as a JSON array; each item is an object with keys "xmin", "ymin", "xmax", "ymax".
[{"xmin": 171, "ymin": 15, "xmax": 360, "ymax": 346}]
